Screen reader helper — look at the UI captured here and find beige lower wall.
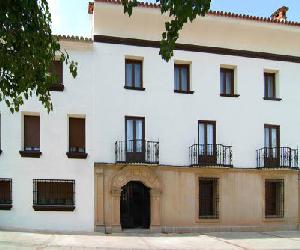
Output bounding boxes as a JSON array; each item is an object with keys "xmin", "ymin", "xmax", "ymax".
[{"xmin": 94, "ymin": 164, "xmax": 299, "ymax": 233}]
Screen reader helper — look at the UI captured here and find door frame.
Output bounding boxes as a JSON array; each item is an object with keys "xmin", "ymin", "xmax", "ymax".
[
  {"xmin": 125, "ymin": 116, "xmax": 145, "ymax": 162},
  {"xmin": 198, "ymin": 120, "xmax": 217, "ymax": 165},
  {"xmin": 264, "ymin": 124, "xmax": 280, "ymax": 167}
]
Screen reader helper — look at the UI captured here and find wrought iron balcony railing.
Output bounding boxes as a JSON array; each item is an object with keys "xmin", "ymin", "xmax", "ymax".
[
  {"xmin": 115, "ymin": 139, "xmax": 159, "ymax": 164},
  {"xmin": 256, "ymin": 147, "xmax": 298, "ymax": 168},
  {"xmin": 189, "ymin": 144, "xmax": 233, "ymax": 167}
]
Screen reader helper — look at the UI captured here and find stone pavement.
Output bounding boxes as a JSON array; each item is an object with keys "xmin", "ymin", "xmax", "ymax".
[{"xmin": 0, "ymin": 230, "xmax": 299, "ymax": 249}]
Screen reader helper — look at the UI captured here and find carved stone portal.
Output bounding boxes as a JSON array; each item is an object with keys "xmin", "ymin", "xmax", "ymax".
[{"xmin": 110, "ymin": 166, "xmax": 161, "ymax": 230}]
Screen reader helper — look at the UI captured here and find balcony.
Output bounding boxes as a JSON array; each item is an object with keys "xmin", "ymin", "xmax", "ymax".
[
  {"xmin": 115, "ymin": 139, "xmax": 159, "ymax": 164},
  {"xmin": 189, "ymin": 144, "xmax": 233, "ymax": 167},
  {"xmin": 257, "ymin": 147, "xmax": 298, "ymax": 169}
]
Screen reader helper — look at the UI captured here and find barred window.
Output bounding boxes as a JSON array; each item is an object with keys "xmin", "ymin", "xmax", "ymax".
[
  {"xmin": 33, "ymin": 179, "xmax": 75, "ymax": 211},
  {"xmin": 0, "ymin": 178, "xmax": 12, "ymax": 210},
  {"xmin": 265, "ymin": 179, "xmax": 284, "ymax": 218},
  {"xmin": 199, "ymin": 178, "xmax": 219, "ymax": 219}
]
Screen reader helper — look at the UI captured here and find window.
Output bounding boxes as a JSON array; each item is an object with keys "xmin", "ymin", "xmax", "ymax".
[
  {"xmin": 265, "ymin": 179, "xmax": 284, "ymax": 218},
  {"xmin": 264, "ymin": 73, "xmax": 280, "ymax": 100},
  {"xmin": 0, "ymin": 178, "xmax": 12, "ymax": 210},
  {"xmin": 125, "ymin": 116, "xmax": 145, "ymax": 163},
  {"xmin": 125, "ymin": 59, "xmax": 144, "ymax": 90},
  {"xmin": 174, "ymin": 64, "xmax": 193, "ymax": 94},
  {"xmin": 198, "ymin": 121, "xmax": 216, "ymax": 165},
  {"xmin": 49, "ymin": 60, "xmax": 64, "ymax": 91},
  {"xmin": 264, "ymin": 125, "xmax": 280, "ymax": 149},
  {"xmin": 33, "ymin": 179, "xmax": 75, "ymax": 211},
  {"xmin": 19, "ymin": 115, "xmax": 41, "ymax": 158},
  {"xmin": 67, "ymin": 117, "xmax": 87, "ymax": 158},
  {"xmin": 199, "ymin": 178, "xmax": 219, "ymax": 219},
  {"xmin": 220, "ymin": 68, "xmax": 238, "ymax": 97}
]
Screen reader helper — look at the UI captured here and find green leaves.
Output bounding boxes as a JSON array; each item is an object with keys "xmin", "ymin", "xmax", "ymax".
[
  {"xmin": 122, "ymin": 0, "xmax": 211, "ymax": 61},
  {"xmin": 0, "ymin": 0, "xmax": 78, "ymax": 113}
]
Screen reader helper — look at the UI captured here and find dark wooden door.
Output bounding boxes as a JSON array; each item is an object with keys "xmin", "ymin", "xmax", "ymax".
[
  {"xmin": 120, "ymin": 181, "xmax": 150, "ymax": 229},
  {"xmin": 125, "ymin": 117, "xmax": 145, "ymax": 163}
]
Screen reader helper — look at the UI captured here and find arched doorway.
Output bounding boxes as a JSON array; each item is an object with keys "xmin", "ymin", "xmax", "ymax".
[{"xmin": 120, "ymin": 181, "xmax": 150, "ymax": 229}]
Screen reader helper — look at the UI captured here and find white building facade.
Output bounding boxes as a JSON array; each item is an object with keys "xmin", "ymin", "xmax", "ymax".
[{"xmin": 0, "ymin": 1, "xmax": 300, "ymax": 233}]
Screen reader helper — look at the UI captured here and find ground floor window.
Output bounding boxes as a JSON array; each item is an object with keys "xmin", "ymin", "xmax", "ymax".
[
  {"xmin": 199, "ymin": 178, "xmax": 219, "ymax": 219},
  {"xmin": 0, "ymin": 178, "xmax": 12, "ymax": 210},
  {"xmin": 265, "ymin": 179, "xmax": 284, "ymax": 218},
  {"xmin": 33, "ymin": 179, "xmax": 75, "ymax": 211}
]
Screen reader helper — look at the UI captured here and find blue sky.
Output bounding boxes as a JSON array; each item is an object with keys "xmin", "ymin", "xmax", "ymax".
[{"xmin": 48, "ymin": 0, "xmax": 300, "ymax": 37}]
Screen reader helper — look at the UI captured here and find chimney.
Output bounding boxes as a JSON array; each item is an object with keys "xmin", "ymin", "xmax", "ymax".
[
  {"xmin": 271, "ymin": 6, "xmax": 289, "ymax": 21},
  {"xmin": 88, "ymin": 2, "xmax": 94, "ymax": 14}
]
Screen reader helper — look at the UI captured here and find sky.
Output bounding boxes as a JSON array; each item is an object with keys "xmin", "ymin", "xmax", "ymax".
[{"xmin": 48, "ymin": 0, "xmax": 300, "ymax": 37}]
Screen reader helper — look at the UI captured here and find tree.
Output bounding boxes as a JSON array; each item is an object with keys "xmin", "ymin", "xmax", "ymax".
[
  {"xmin": 122, "ymin": 0, "xmax": 211, "ymax": 62},
  {"xmin": 0, "ymin": 0, "xmax": 77, "ymax": 113}
]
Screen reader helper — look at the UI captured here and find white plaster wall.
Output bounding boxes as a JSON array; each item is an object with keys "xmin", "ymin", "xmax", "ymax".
[
  {"xmin": 0, "ymin": 3, "xmax": 300, "ymax": 231},
  {"xmin": 92, "ymin": 42, "xmax": 300, "ymax": 167},
  {"xmin": 0, "ymin": 42, "xmax": 96, "ymax": 232}
]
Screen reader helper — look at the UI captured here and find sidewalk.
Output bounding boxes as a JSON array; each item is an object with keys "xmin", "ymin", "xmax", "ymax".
[{"xmin": 0, "ymin": 230, "xmax": 299, "ymax": 249}]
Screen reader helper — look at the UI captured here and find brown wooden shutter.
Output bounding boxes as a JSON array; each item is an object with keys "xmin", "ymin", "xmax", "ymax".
[
  {"xmin": 52, "ymin": 61, "xmax": 63, "ymax": 84},
  {"xmin": 0, "ymin": 180, "xmax": 11, "ymax": 203},
  {"xmin": 24, "ymin": 115, "xmax": 40, "ymax": 150},
  {"xmin": 37, "ymin": 181, "xmax": 74, "ymax": 205},
  {"xmin": 69, "ymin": 118, "xmax": 85, "ymax": 150}
]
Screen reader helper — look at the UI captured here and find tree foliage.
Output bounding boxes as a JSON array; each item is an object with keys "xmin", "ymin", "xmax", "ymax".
[
  {"xmin": 122, "ymin": 0, "xmax": 211, "ymax": 62},
  {"xmin": 0, "ymin": 0, "xmax": 77, "ymax": 113}
]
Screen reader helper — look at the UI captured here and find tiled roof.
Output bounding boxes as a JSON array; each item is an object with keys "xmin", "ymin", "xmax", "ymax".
[
  {"xmin": 55, "ymin": 35, "xmax": 92, "ymax": 42},
  {"xmin": 95, "ymin": 0, "xmax": 300, "ymax": 27}
]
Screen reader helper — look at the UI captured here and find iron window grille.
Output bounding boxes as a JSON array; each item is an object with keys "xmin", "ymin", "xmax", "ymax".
[
  {"xmin": 33, "ymin": 179, "xmax": 75, "ymax": 211},
  {"xmin": 0, "ymin": 178, "xmax": 12, "ymax": 210},
  {"xmin": 199, "ymin": 178, "xmax": 219, "ymax": 219},
  {"xmin": 265, "ymin": 179, "xmax": 284, "ymax": 218}
]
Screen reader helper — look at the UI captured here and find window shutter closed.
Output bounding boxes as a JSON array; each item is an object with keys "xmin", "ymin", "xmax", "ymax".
[
  {"xmin": 69, "ymin": 118, "xmax": 85, "ymax": 150},
  {"xmin": 52, "ymin": 61, "xmax": 63, "ymax": 84},
  {"xmin": 37, "ymin": 181, "xmax": 74, "ymax": 205},
  {"xmin": 265, "ymin": 181, "xmax": 274, "ymax": 216},
  {"xmin": 24, "ymin": 116, "xmax": 40, "ymax": 150},
  {"xmin": 0, "ymin": 180, "xmax": 11, "ymax": 203}
]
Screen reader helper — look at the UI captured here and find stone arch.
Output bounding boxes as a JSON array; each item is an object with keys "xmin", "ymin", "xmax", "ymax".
[
  {"xmin": 111, "ymin": 166, "xmax": 161, "ymax": 191},
  {"xmin": 110, "ymin": 166, "xmax": 161, "ymax": 232}
]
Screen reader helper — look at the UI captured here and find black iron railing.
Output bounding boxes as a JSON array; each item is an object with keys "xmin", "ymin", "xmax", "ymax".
[
  {"xmin": 115, "ymin": 139, "xmax": 159, "ymax": 164},
  {"xmin": 189, "ymin": 144, "xmax": 232, "ymax": 167},
  {"xmin": 257, "ymin": 147, "xmax": 298, "ymax": 168}
]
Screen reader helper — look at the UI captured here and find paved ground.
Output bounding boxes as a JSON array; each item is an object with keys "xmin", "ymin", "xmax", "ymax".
[{"xmin": 0, "ymin": 230, "xmax": 299, "ymax": 249}]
